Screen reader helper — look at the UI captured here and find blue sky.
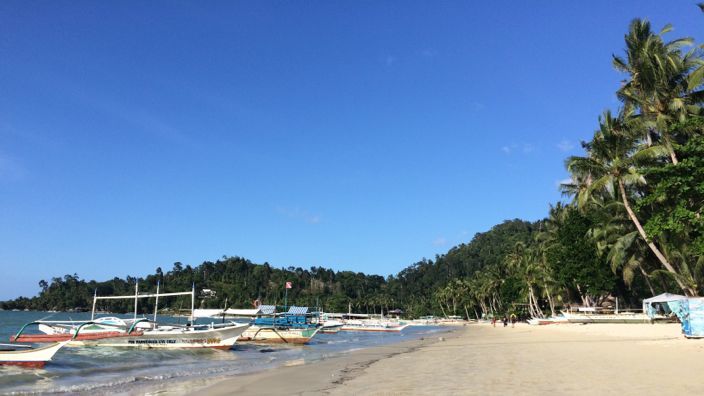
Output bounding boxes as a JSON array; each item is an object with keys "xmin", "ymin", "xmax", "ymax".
[{"xmin": 1, "ymin": 1, "xmax": 702, "ymax": 299}]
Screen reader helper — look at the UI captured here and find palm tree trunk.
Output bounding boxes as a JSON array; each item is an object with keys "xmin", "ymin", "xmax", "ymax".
[
  {"xmin": 664, "ymin": 136, "xmax": 679, "ymax": 164},
  {"xmin": 544, "ymin": 283, "xmax": 556, "ymax": 317},
  {"xmin": 618, "ymin": 179, "xmax": 692, "ymax": 295},
  {"xmin": 638, "ymin": 265, "xmax": 656, "ymax": 296}
]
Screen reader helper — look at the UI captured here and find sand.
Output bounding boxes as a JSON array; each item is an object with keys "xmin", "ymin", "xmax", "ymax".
[{"xmin": 193, "ymin": 322, "xmax": 704, "ymax": 395}]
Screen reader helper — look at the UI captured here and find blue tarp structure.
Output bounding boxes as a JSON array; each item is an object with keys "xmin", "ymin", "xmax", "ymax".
[
  {"xmin": 680, "ymin": 298, "xmax": 704, "ymax": 338},
  {"xmin": 642, "ymin": 293, "xmax": 686, "ymax": 318}
]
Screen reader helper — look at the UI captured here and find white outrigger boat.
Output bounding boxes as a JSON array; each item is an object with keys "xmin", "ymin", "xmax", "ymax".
[
  {"xmin": 325, "ymin": 311, "xmax": 409, "ymax": 332},
  {"xmin": 526, "ymin": 316, "xmax": 569, "ymax": 325},
  {"xmin": 560, "ymin": 310, "xmax": 652, "ymax": 324},
  {"xmin": 0, "ymin": 342, "xmax": 67, "ymax": 368},
  {"xmin": 340, "ymin": 320, "xmax": 409, "ymax": 332},
  {"xmin": 195, "ymin": 305, "xmax": 321, "ymax": 344},
  {"xmin": 13, "ymin": 284, "xmax": 250, "ymax": 349},
  {"xmin": 319, "ymin": 320, "xmax": 344, "ymax": 334}
]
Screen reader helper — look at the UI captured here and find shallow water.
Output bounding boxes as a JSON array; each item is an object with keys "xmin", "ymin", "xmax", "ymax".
[{"xmin": 0, "ymin": 311, "xmax": 447, "ymax": 394}]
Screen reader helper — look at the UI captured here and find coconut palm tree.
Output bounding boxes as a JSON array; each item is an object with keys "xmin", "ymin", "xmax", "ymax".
[
  {"xmin": 565, "ymin": 110, "xmax": 696, "ymax": 295},
  {"xmin": 613, "ymin": 18, "xmax": 704, "ymax": 163}
]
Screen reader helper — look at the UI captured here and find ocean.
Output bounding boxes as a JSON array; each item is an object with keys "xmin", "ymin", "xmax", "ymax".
[{"xmin": 0, "ymin": 310, "xmax": 447, "ymax": 395}]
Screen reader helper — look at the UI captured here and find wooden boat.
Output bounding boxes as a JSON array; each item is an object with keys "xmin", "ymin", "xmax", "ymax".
[
  {"xmin": 340, "ymin": 320, "xmax": 409, "ymax": 332},
  {"xmin": 436, "ymin": 316, "xmax": 468, "ymax": 326},
  {"xmin": 319, "ymin": 320, "xmax": 344, "ymax": 334},
  {"xmin": 0, "ymin": 342, "xmax": 67, "ymax": 368},
  {"xmin": 194, "ymin": 305, "xmax": 322, "ymax": 344},
  {"xmin": 76, "ymin": 322, "xmax": 250, "ymax": 349},
  {"xmin": 13, "ymin": 284, "xmax": 250, "ymax": 349},
  {"xmin": 560, "ymin": 309, "xmax": 652, "ymax": 324},
  {"xmin": 408, "ymin": 316, "xmax": 439, "ymax": 326},
  {"xmin": 11, "ymin": 317, "xmax": 152, "ymax": 343},
  {"xmin": 239, "ymin": 326, "xmax": 320, "ymax": 344},
  {"xmin": 527, "ymin": 316, "xmax": 569, "ymax": 325}
]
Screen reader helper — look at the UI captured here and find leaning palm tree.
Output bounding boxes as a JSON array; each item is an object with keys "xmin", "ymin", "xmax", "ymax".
[
  {"xmin": 565, "ymin": 110, "xmax": 696, "ymax": 295},
  {"xmin": 585, "ymin": 199, "xmax": 657, "ymax": 295}
]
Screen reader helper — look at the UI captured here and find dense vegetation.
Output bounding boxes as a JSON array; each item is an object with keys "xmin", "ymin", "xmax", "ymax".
[{"xmin": 3, "ymin": 8, "xmax": 704, "ymax": 319}]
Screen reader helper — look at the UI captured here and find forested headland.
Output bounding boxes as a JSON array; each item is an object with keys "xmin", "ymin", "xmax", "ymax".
[{"xmin": 3, "ymin": 9, "xmax": 704, "ymax": 318}]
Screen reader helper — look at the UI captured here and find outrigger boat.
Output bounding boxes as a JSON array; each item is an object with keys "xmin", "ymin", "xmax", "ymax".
[
  {"xmin": 526, "ymin": 316, "xmax": 569, "ymax": 325},
  {"xmin": 340, "ymin": 319, "xmax": 409, "ymax": 332},
  {"xmin": 319, "ymin": 320, "xmax": 344, "ymax": 334},
  {"xmin": 12, "ymin": 284, "xmax": 250, "ymax": 349},
  {"xmin": 0, "ymin": 342, "xmax": 67, "ymax": 368},
  {"xmin": 195, "ymin": 305, "xmax": 321, "ymax": 344},
  {"xmin": 326, "ymin": 311, "xmax": 409, "ymax": 332}
]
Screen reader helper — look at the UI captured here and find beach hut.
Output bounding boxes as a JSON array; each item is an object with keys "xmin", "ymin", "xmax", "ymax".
[{"xmin": 642, "ymin": 293, "xmax": 686, "ymax": 318}]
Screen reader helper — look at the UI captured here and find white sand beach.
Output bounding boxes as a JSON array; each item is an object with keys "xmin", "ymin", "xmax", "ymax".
[{"xmin": 190, "ymin": 322, "xmax": 704, "ymax": 396}]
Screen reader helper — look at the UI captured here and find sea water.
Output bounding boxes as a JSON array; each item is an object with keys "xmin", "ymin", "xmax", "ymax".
[{"xmin": 0, "ymin": 311, "xmax": 448, "ymax": 394}]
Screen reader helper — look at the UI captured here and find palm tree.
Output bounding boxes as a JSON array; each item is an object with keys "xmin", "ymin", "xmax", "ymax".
[
  {"xmin": 613, "ymin": 18, "xmax": 704, "ymax": 164},
  {"xmin": 506, "ymin": 242, "xmax": 548, "ymax": 318},
  {"xmin": 565, "ymin": 110, "xmax": 696, "ymax": 295}
]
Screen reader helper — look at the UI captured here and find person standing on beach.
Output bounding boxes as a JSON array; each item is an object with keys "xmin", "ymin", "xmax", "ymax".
[
  {"xmin": 502, "ymin": 316, "xmax": 508, "ymax": 327},
  {"xmin": 492, "ymin": 317, "xmax": 496, "ymax": 327},
  {"xmin": 510, "ymin": 314, "xmax": 517, "ymax": 328}
]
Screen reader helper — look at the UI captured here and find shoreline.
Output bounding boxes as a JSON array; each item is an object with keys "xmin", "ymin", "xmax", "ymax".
[
  {"xmin": 174, "ymin": 327, "xmax": 462, "ymax": 396},
  {"xmin": 175, "ymin": 322, "xmax": 704, "ymax": 395}
]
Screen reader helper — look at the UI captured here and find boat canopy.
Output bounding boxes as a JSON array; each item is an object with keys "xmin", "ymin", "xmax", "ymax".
[
  {"xmin": 193, "ymin": 306, "xmax": 313, "ymax": 318},
  {"xmin": 192, "ymin": 308, "xmax": 262, "ymax": 318},
  {"xmin": 642, "ymin": 293, "xmax": 687, "ymax": 316},
  {"xmin": 259, "ymin": 305, "xmax": 276, "ymax": 315}
]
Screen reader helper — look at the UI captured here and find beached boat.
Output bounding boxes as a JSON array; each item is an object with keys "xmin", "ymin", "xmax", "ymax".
[
  {"xmin": 12, "ymin": 316, "xmax": 154, "ymax": 343},
  {"xmin": 436, "ymin": 316, "xmax": 468, "ymax": 326},
  {"xmin": 526, "ymin": 316, "xmax": 569, "ymax": 325},
  {"xmin": 77, "ymin": 321, "xmax": 250, "ymax": 349},
  {"xmin": 408, "ymin": 316, "xmax": 439, "ymax": 326},
  {"xmin": 0, "ymin": 342, "xmax": 67, "ymax": 368},
  {"xmin": 240, "ymin": 326, "xmax": 320, "ymax": 344},
  {"xmin": 13, "ymin": 285, "xmax": 250, "ymax": 349},
  {"xmin": 320, "ymin": 320, "xmax": 344, "ymax": 333},
  {"xmin": 194, "ymin": 305, "xmax": 322, "ymax": 344},
  {"xmin": 340, "ymin": 319, "xmax": 409, "ymax": 332},
  {"xmin": 560, "ymin": 309, "xmax": 652, "ymax": 324},
  {"xmin": 240, "ymin": 306, "xmax": 321, "ymax": 344}
]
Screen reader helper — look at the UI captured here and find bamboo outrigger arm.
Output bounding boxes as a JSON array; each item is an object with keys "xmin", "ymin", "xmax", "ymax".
[
  {"xmin": 251, "ymin": 326, "xmax": 289, "ymax": 343},
  {"xmin": 12, "ymin": 322, "xmax": 43, "ymax": 342}
]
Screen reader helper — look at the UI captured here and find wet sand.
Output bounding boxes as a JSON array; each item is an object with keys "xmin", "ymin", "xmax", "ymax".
[{"xmin": 193, "ymin": 322, "xmax": 704, "ymax": 395}]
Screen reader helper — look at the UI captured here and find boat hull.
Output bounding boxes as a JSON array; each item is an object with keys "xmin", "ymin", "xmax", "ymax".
[
  {"xmin": 340, "ymin": 323, "xmax": 409, "ymax": 332},
  {"xmin": 11, "ymin": 331, "xmax": 141, "ymax": 343},
  {"xmin": 320, "ymin": 325, "xmax": 343, "ymax": 334},
  {"xmin": 239, "ymin": 326, "xmax": 320, "ymax": 344},
  {"xmin": 562, "ymin": 313, "xmax": 652, "ymax": 324},
  {"xmin": 0, "ymin": 342, "xmax": 66, "ymax": 368},
  {"xmin": 74, "ymin": 323, "xmax": 250, "ymax": 349}
]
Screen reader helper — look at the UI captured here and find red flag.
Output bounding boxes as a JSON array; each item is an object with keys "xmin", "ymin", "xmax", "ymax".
[{"xmin": 285, "ymin": 281, "xmax": 292, "ymax": 289}]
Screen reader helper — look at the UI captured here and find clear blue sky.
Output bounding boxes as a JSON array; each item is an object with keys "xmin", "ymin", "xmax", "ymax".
[{"xmin": 1, "ymin": 1, "xmax": 702, "ymax": 300}]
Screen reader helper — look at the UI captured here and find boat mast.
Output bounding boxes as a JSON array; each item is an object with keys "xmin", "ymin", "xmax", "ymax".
[
  {"xmin": 190, "ymin": 283, "xmax": 195, "ymax": 323},
  {"xmin": 153, "ymin": 281, "xmax": 160, "ymax": 322},
  {"xmin": 91, "ymin": 289, "xmax": 97, "ymax": 320},
  {"xmin": 134, "ymin": 282, "xmax": 139, "ymax": 320}
]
